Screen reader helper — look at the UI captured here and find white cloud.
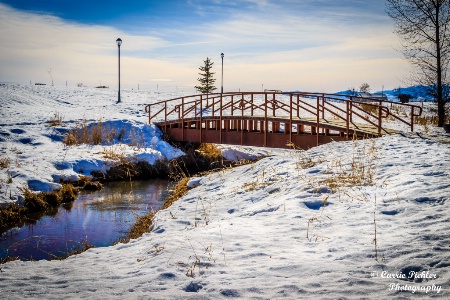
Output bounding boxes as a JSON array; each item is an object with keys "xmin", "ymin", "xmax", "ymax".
[{"xmin": 0, "ymin": 2, "xmax": 412, "ymax": 92}]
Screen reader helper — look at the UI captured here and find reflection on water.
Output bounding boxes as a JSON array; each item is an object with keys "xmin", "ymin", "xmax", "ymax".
[{"xmin": 0, "ymin": 179, "xmax": 172, "ymax": 261}]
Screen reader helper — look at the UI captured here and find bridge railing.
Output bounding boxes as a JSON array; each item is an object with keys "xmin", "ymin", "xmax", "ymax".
[{"xmin": 145, "ymin": 92, "xmax": 422, "ymax": 135}]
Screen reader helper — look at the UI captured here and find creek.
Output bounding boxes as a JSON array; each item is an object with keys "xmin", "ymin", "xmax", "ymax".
[{"xmin": 0, "ymin": 179, "xmax": 172, "ymax": 261}]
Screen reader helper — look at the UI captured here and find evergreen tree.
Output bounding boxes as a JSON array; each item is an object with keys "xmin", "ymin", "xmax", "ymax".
[{"xmin": 195, "ymin": 57, "xmax": 217, "ymax": 94}]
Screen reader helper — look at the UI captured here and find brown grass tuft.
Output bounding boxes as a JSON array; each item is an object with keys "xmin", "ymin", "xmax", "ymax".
[
  {"xmin": 117, "ymin": 177, "xmax": 190, "ymax": 244},
  {"xmin": 22, "ymin": 189, "xmax": 50, "ymax": 213},
  {"xmin": 161, "ymin": 177, "xmax": 190, "ymax": 210},
  {"xmin": 47, "ymin": 112, "xmax": 64, "ymax": 127},
  {"xmin": 125, "ymin": 210, "xmax": 157, "ymax": 241},
  {"xmin": 323, "ymin": 139, "xmax": 377, "ymax": 194},
  {"xmin": 59, "ymin": 184, "xmax": 78, "ymax": 203},
  {"xmin": 53, "ymin": 240, "xmax": 95, "ymax": 260},
  {"xmin": 0, "ymin": 157, "xmax": 11, "ymax": 169},
  {"xmin": 197, "ymin": 143, "xmax": 222, "ymax": 161},
  {"xmin": 63, "ymin": 118, "xmax": 107, "ymax": 146},
  {"xmin": 0, "ymin": 204, "xmax": 28, "ymax": 232},
  {"xmin": 360, "ymin": 103, "xmax": 378, "ymax": 114},
  {"xmin": 83, "ymin": 181, "xmax": 103, "ymax": 191},
  {"xmin": 41, "ymin": 191, "xmax": 62, "ymax": 207}
]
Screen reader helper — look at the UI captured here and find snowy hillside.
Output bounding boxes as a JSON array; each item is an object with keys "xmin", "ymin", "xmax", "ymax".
[
  {"xmin": 0, "ymin": 84, "xmax": 184, "ymax": 205},
  {"xmin": 0, "ymin": 84, "xmax": 449, "ymax": 299}
]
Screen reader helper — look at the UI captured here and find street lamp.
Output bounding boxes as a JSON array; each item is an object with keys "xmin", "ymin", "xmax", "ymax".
[
  {"xmin": 221, "ymin": 53, "xmax": 224, "ymax": 93},
  {"xmin": 116, "ymin": 38, "xmax": 122, "ymax": 103}
]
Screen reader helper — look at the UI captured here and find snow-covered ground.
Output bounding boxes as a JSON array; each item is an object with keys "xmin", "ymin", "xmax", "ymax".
[
  {"xmin": 1, "ymin": 84, "xmax": 449, "ymax": 299},
  {"xmin": 0, "ymin": 84, "xmax": 184, "ymax": 205}
]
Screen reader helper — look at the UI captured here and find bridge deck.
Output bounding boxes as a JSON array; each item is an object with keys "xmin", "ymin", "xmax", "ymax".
[
  {"xmin": 157, "ymin": 116, "xmax": 398, "ymax": 134},
  {"xmin": 147, "ymin": 91, "xmax": 420, "ymax": 149},
  {"xmin": 156, "ymin": 115, "xmax": 397, "ymax": 149}
]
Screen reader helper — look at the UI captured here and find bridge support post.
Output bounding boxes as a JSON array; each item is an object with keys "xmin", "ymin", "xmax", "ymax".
[{"xmin": 316, "ymin": 97, "xmax": 320, "ymax": 147}]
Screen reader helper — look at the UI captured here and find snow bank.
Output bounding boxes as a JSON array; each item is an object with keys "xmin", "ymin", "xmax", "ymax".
[
  {"xmin": 1, "ymin": 84, "xmax": 449, "ymax": 299},
  {"xmin": 0, "ymin": 84, "xmax": 183, "ymax": 204},
  {"xmin": 1, "ymin": 133, "xmax": 449, "ymax": 299}
]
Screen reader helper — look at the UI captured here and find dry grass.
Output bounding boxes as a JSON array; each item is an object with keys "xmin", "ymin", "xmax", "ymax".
[
  {"xmin": 22, "ymin": 189, "xmax": 50, "ymax": 213},
  {"xmin": 0, "ymin": 204, "xmax": 28, "ymax": 233},
  {"xmin": 59, "ymin": 184, "xmax": 78, "ymax": 202},
  {"xmin": 47, "ymin": 112, "xmax": 64, "ymax": 127},
  {"xmin": 414, "ymin": 115, "xmax": 440, "ymax": 126},
  {"xmin": 64, "ymin": 118, "xmax": 115, "ymax": 146},
  {"xmin": 102, "ymin": 144, "xmax": 127, "ymax": 161},
  {"xmin": 83, "ymin": 181, "xmax": 103, "ymax": 191},
  {"xmin": 120, "ymin": 209, "xmax": 157, "ymax": 242},
  {"xmin": 117, "ymin": 177, "xmax": 191, "ymax": 244},
  {"xmin": 0, "ymin": 184, "xmax": 79, "ymax": 233},
  {"xmin": 358, "ymin": 102, "xmax": 379, "ymax": 115},
  {"xmin": 161, "ymin": 177, "xmax": 190, "ymax": 210},
  {"xmin": 322, "ymin": 139, "xmax": 378, "ymax": 196},
  {"xmin": 20, "ymin": 184, "xmax": 78, "ymax": 214},
  {"xmin": 287, "ymin": 141, "xmax": 318, "ymax": 169},
  {"xmin": 53, "ymin": 240, "xmax": 95, "ymax": 260},
  {"xmin": 91, "ymin": 120, "xmax": 103, "ymax": 145},
  {"xmin": 241, "ymin": 169, "xmax": 273, "ymax": 192},
  {"xmin": 0, "ymin": 157, "xmax": 11, "ymax": 169},
  {"xmin": 197, "ymin": 143, "xmax": 222, "ymax": 161},
  {"xmin": 296, "ymin": 135, "xmax": 379, "ymax": 202},
  {"xmin": 328, "ymin": 140, "xmax": 376, "ymax": 188}
]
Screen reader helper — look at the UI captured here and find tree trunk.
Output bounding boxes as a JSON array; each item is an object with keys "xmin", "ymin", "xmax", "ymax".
[{"xmin": 436, "ymin": 3, "xmax": 445, "ymax": 126}]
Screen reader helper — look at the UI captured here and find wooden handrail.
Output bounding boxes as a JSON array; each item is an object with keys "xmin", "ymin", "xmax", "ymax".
[{"xmin": 145, "ymin": 91, "xmax": 423, "ymax": 134}]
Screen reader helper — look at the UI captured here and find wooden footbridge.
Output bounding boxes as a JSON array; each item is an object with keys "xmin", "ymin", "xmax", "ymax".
[{"xmin": 145, "ymin": 92, "xmax": 422, "ymax": 149}]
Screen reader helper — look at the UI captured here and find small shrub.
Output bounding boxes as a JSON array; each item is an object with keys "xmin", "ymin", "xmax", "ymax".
[
  {"xmin": 129, "ymin": 128, "xmax": 144, "ymax": 148},
  {"xmin": 63, "ymin": 118, "xmax": 89, "ymax": 146},
  {"xmin": 104, "ymin": 125, "xmax": 118, "ymax": 144},
  {"xmin": 398, "ymin": 94, "xmax": 412, "ymax": 103},
  {"xmin": 117, "ymin": 128, "xmax": 126, "ymax": 141}
]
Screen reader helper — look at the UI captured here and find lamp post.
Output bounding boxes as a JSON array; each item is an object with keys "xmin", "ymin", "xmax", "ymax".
[
  {"xmin": 116, "ymin": 38, "xmax": 122, "ymax": 103},
  {"xmin": 221, "ymin": 53, "xmax": 224, "ymax": 93}
]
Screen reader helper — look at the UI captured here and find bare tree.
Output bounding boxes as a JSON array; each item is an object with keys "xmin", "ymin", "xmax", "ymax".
[
  {"xmin": 360, "ymin": 83, "xmax": 371, "ymax": 93},
  {"xmin": 386, "ymin": 0, "xmax": 450, "ymax": 126}
]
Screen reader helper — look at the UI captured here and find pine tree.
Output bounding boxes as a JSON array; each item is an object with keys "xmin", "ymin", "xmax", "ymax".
[{"xmin": 195, "ymin": 57, "xmax": 217, "ymax": 94}]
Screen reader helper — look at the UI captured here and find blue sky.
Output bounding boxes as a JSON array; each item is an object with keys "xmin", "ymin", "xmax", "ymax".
[{"xmin": 0, "ymin": 0, "xmax": 411, "ymax": 92}]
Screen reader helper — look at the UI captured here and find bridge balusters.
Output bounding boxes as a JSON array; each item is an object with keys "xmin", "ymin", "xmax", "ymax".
[{"xmin": 231, "ymin": 95, "xmax": 234, "ymax": 116}]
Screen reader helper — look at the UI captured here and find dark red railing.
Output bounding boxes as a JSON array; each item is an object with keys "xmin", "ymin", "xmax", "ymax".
[{"xmin": 145, "ymin": 92, "xmax": 422, "ymax": 137}]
